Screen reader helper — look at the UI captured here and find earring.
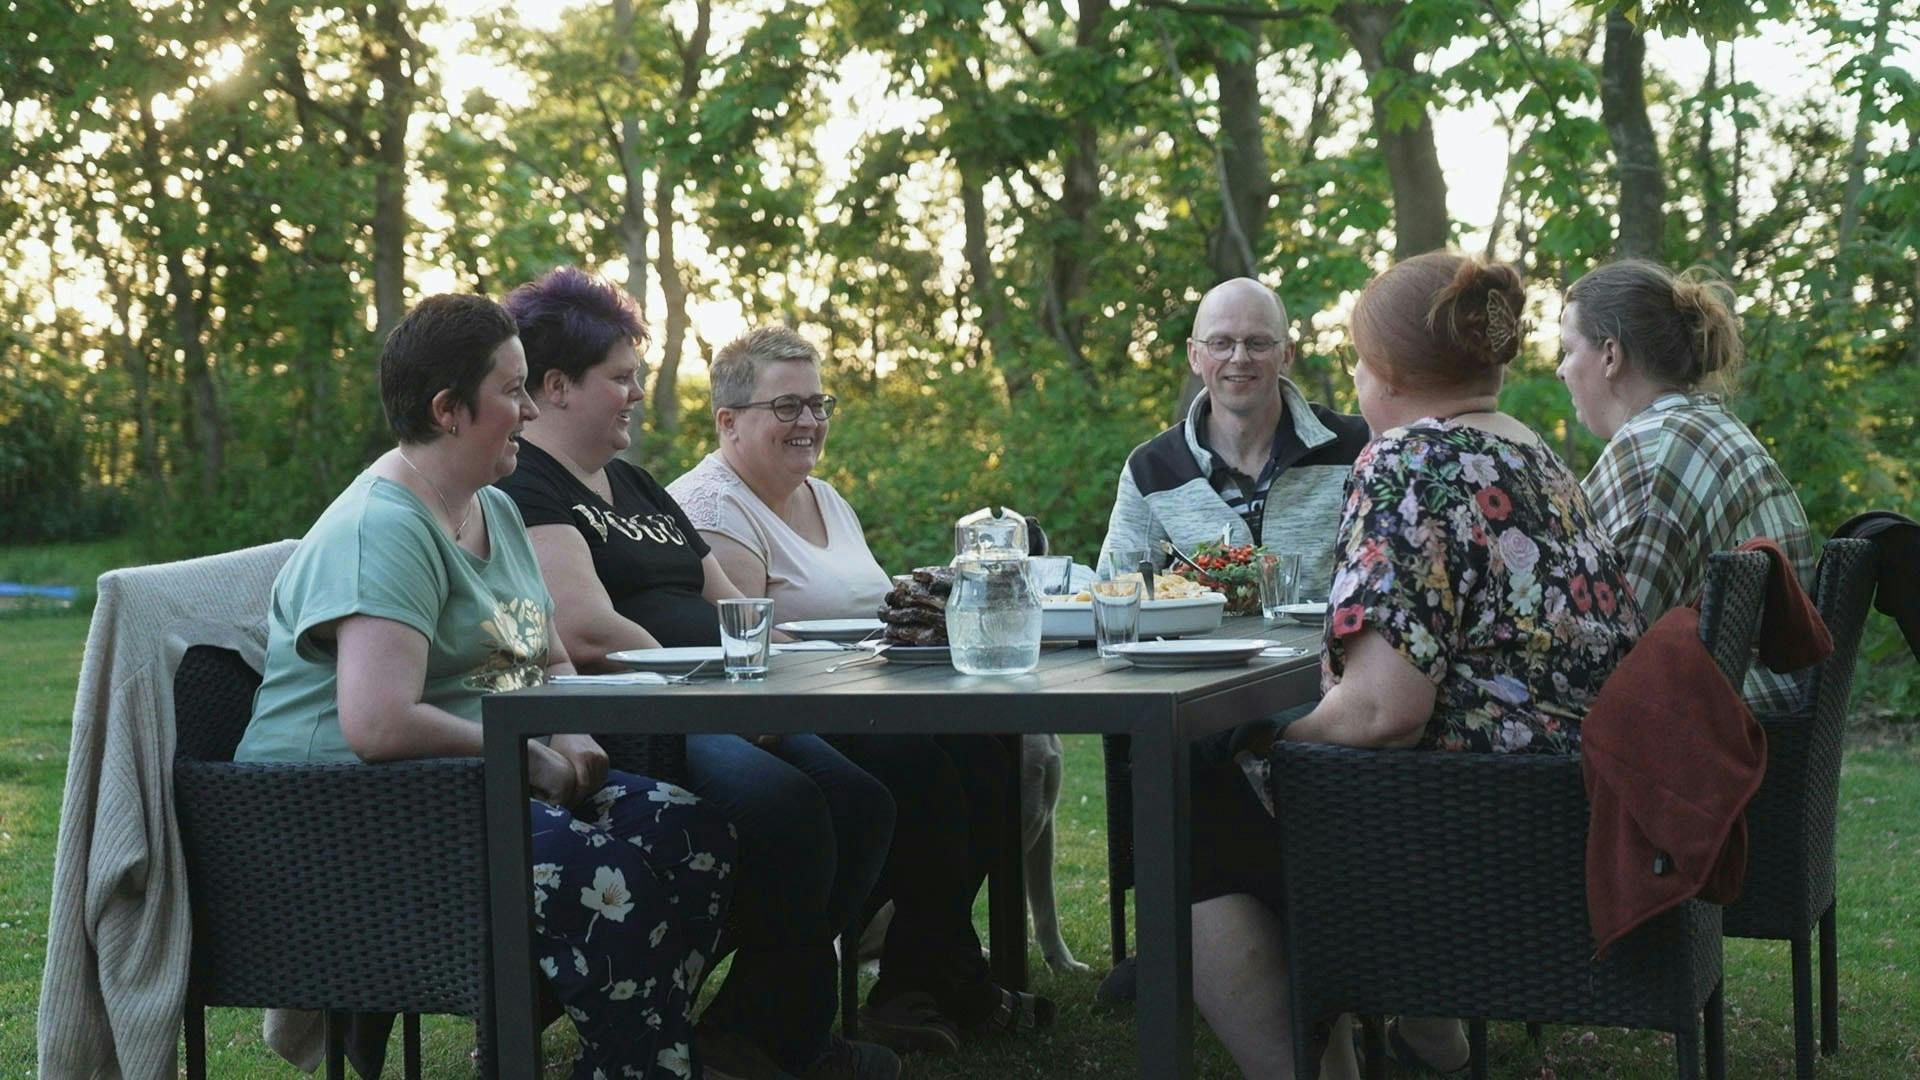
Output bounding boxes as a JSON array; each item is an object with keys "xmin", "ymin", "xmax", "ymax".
[
  {"xmin": 555, "ymin": 399, "xmax": 569, "ymax": 410},
  {"xmin": 449, "ymin": 424, "xmax": 459, "ymax": 436}
]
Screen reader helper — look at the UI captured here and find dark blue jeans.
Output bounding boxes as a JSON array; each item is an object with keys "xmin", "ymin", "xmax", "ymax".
[
  {"xmin": 684, "ymin": 733, "xmax": 894, "ymax": 1071},
  {"xmin": 827, "ymin": 733, "xmax": 1009, "ymax": 1029}
]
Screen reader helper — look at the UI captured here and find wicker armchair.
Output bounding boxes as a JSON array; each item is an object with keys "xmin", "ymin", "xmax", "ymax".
[
  {"xmin": 1268, "ymin": 550, "xmax": 1772, "ymax": 1080},
  {"xmin": 1722, "ymin": 538, "xmax": 1877, "ymax": 1080},
  {"xmin": 173, "ymin": 644, "xmax": 684, "ymax": 1079}
]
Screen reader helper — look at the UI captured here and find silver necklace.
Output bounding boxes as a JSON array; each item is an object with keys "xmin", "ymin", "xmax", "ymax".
[{"xmin": 397, "ymin": 450, "xmax": 474, "ymax": 540}]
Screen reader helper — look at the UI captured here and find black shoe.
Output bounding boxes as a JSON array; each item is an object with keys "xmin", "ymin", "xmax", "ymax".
[
  {"xmin": 1097, "ymin": 956, "xmax": 1137, "ymax": 1004},
  {"xmin": 797, "ymin": 1035, "xmax": 901, "ymax": 1080},
  {"xmin": 857, "ymin": 991, "xmax": 962, "ymax": 1055},
  {"xmin": 696, "ymin": 1025, "xmax": 799, "ymax": 1080}
]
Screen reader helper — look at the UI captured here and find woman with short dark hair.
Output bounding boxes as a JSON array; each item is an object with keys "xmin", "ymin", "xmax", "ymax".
[
  {"xmin": 497, "ymin": 267, "xmax": 900, "ymax": 1080},
  {"xmin": 235, "ymin": 293, "xmax": 735, "ymax": 1080}
]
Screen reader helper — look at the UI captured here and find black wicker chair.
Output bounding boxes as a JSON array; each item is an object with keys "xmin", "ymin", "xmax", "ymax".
[
  {"xmin": 173, "ymin": 644, "xmax": 684, "ymax": 1079},
  {"xmin": 1269, "ymin": 550, "xmax": 1772, "ymax": 1080},
  {"xmin": 1722, "ymin": 538, "xmax": 1877, "ymax": 1080}
]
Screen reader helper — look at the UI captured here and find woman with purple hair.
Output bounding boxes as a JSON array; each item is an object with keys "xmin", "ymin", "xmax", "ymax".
[{"xmin": 496, "ymin": 266, "xmax": 899, "ymax": 1080}]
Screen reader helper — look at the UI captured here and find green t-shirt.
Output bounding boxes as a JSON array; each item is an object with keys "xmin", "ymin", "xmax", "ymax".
[{"xmin": 234, "ymin": 473, "xmax": 554, "ymax": 764}]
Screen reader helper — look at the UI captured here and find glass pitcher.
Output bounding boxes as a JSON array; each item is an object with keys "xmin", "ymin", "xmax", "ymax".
[{"xmin": 947, "ymin": 519, "xmax": 1042, "ymax": 675}]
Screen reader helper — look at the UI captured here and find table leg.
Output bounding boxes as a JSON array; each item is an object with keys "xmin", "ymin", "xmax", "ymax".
[
  {"xmin": 484, "ymin": 725, "xmax": 540, "ymax": 1078},
  {"xmin": 1131, "ymin": 714, "xmax": 1194, "ymax": 1079},
  {"xmin": 989, "ymin": 733, "xmax": 1028, "ymax": 992}
]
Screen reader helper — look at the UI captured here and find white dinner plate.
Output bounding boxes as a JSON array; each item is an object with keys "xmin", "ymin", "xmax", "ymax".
[
  {"xmin": 882, "ymin": 645, "xmax": 952, "ymax": 665},
  {"xmin": 1275, "ymin": 602, "xmax": 1329, "ymax": 625},
  {"xmin": 606, "ymin": 646, "xmax": 725, "ymax": 676},
  {"xmin": 1040, "ymin": 592, "xmax": 1227, "ymax": 642},
  {"xmin": 1107, "ymin": 638, "xmax": 1274, "ymax": 669},
  {"xmin": 775, "ymin": 618, "xmax": 886, "ymax": 643}
]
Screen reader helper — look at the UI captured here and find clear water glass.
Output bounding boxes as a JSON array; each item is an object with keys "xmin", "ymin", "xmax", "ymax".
[
  {"xmin": 1028, "ymin": 555, "xmax": 1075, "ymax": 598},
  {"xmin": 1091, "ymin": 578, "xmax": 1142, "ymax": 658},
  {"xmin": 1258, "ymin": 552, "xmax": 1303, "ymax": 621},
  {"xmin": 718, "ymin": 598, "xmax": 774, "ymax": 681}
]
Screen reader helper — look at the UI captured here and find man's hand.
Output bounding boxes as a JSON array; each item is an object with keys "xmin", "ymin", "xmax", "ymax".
[
  {"xmin": 528, "ymin": 740, "xmax": 581, "ymax": 807},
  {"xmin": 551, "ymin": 733, "xmax": 610, "ymax": 796}
]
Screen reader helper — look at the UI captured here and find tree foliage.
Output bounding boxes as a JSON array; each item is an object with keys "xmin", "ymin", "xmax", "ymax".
[{"xmin": 3, "ymin": 0, "xmax": 1915, "ymax": 704}]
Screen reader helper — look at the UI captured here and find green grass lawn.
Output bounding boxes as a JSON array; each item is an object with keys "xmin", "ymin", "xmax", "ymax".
[{"xmin": 3, "ymin": 609, "xmax": 1917, "ymax": 1077}]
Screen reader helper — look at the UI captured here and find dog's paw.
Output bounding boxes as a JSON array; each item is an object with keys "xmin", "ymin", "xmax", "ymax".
[{"xmin": 1043, "ymin": 950, "xmax": 1092, "ymax": 975}]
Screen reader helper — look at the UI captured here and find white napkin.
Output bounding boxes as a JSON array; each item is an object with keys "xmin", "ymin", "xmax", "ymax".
[{"xmin": 549, "ymin": 672, "xmax": 669, "ymax": 685}]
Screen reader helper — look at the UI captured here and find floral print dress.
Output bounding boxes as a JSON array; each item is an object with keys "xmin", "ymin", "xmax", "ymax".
[
  {"xmin": 1321, "ymin": 419, "xmax": 1643, "ymax": 753},
  {"xmin": 532, "ymin": 772, "xmax": 737, "ymax": 1079}
]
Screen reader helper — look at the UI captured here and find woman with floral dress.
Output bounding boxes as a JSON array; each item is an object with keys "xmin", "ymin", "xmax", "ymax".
[
  {"xmin": 1189, "ymin": 253, "xmax": 1644, "ymax": 1079},
  {"xmin": 233, "ymin": 293, "xmax": 734, "ymax": 1079}
]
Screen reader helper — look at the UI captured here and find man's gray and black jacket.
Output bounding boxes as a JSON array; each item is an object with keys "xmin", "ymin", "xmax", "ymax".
[{"xmin": 1099, "ymin": 377, "xmax": 1371, "ymax": 595}]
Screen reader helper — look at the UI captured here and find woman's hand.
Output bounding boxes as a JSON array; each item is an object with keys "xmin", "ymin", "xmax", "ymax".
[
  {"xmin": 528, "ymin": 739, "xmax": 581, "ymax": 807},
  {"xmin": 552, "ymin": 733, "xmax": 610, "ymax": 795}
]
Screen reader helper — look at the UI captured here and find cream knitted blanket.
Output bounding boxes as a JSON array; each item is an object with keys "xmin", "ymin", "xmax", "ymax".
[{"xmin": 38, "ymin": 542, "xmax": 295, "ymax": 1079}]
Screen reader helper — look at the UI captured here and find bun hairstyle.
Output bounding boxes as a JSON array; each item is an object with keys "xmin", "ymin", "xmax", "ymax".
[
  {"xmin": 1350, "ymin": 251, "xmax": 1530, "ymax": 394},
  {"xmin": 1564, "ymin": 260, "xmax": 1743, "ymax": 393}
]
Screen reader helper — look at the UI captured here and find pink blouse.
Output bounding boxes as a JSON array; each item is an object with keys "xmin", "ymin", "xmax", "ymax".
[{"xmin": 666, "ymin": 452, "xmax": 893, "ymax": 624}]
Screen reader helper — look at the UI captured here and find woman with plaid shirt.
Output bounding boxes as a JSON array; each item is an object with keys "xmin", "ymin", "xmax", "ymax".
[{"xmin": 1557, "ymin": 260, "xmax": 1815, "ymax": 712}]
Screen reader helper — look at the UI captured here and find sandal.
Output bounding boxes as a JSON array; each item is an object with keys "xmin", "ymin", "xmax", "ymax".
[
  {"xmin": 1384, "ymin": 1017, "xmax": 1469, "ymax": 1076},
  {"xmin": 965, "ymin": 985, "xmax": 1056, "ymax": 1040}
]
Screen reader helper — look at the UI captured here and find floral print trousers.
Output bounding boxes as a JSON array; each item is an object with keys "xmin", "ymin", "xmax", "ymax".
[{"xmin": 530, "ymin": 770, "xmax": 737, "ymax": 1079}]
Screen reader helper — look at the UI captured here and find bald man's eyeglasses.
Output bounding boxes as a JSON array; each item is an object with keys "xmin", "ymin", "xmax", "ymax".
[{"xmin": 1190, "ymin": 336, "xmax": 1281, "ymax": 361}]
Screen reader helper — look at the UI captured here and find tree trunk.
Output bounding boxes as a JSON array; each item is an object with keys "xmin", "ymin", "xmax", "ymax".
[
  {"xmin": 1838, "ymin": 0, "xmax": 1896, "ymax": 252},
  {"xmin": 1208, "ymin": 18, "xmax": 1269, "ymax": 279},
  {"xmin": 961, "ymin": 163, "xmax": 1021, "ymax": 394},
  {"xmin": 368, "ymin": 0, "xmax": 414, "ymax": 341},
  {"xmin": 1601, "ymin": 4, "xmax": 1665, "ymax": 259},
  {"xmin": 611, "ymin": 0, "xmax": 652, "ymax": 307},
  {"xmin": 651, "ymin": 168, "xmax": 690, "ymax": 437},
  {"xmin": 1038, "ymin": 0, "xmax": 1107, "ymax": 382},
  {"xmin": 645, "ymin": 0, "xmax": 711, "ymax": 438},
  {"xmin": 1337, "ymin": 1, "xmax": 1450, "ymax": 259},
  {"xmin": 1694, "ymin": 44, "xmax": 1725, "ymax": 265},
  {"xmin": 138, "ymin": 107, "xmax": 223, "ymax": 494},
  {"xmin": 107, "ymin": 265, "xmax": 163, "ymax": 490}
]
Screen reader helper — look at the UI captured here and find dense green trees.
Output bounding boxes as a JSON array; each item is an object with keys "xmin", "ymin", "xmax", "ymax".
[{"xmin": 3, "ymin": 0, "xmax": 1915, "ymax": 699}]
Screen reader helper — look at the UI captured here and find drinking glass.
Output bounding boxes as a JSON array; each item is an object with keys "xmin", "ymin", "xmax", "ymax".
[
  {"xmin": 717, "ymin": 598, "xmax": 774, "ymax": 681},
  {"xmin": 1258, "ymin": 552, "xmax": 1304, "ymax": 621},
  {"xmin": 1099, "ymin": 548, "xmax": 1153, "ymax": 582},
  {"xmin": 1028, "ymin": 555, "xmax": 1075, "ymax": 598},
  {"xmin": 1091, "ymin": 578, "xmax": 1143, "ymax": 658}
]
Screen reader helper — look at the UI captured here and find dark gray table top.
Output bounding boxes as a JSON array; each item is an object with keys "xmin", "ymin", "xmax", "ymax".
[{"xmin": 483, "ymin": 617, "xmax": 1326, "ymax": 737}]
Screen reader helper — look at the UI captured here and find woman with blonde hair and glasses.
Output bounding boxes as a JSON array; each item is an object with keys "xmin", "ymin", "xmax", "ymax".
[
  {"xmin": 670, "ymin": 326, "xmax": 1056, "ymax": 1056},
  {"xmin": 1558, "ymin": 260, "xmax": 1814, "ymax": 711}
]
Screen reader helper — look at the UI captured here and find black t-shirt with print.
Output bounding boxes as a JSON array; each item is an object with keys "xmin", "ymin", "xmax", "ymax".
[{"xmin": 497, "ymin": 438, "xmax": 718, "ymax": 646}]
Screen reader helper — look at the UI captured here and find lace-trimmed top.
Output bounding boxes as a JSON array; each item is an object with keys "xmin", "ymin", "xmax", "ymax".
[{"xmin": 667, "ymin": 452, "xmax": 893, "ymax": 625}]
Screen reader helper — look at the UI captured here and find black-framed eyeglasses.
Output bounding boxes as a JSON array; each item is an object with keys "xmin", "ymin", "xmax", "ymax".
[
  {"xmin": 1189, "ymin": 335, "xmax": 1282, "ymax": 361},
  {"xmin": 724, "ymin": 393, "xmax": 837, "ymax": 422}
]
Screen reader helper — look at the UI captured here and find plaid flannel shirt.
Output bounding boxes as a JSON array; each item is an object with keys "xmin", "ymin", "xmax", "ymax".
[{"xmin": 1583, "ymin": 393, "xmax": 1816, "ymax": 713}]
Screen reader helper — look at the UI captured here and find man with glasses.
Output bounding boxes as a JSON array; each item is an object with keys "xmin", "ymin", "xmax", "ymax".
[
  {"xmin": 1093, "ymin": 278, "xmax": 1371, "ymax": 1009},
  {"xmin": 1099, "ymin": 276, "xmax": 1368, "ymax": 593}
]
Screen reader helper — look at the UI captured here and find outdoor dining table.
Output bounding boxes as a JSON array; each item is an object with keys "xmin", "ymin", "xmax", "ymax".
[{"xmin": 482, "ymin": 616, "xmax": 1324, "ymax": 1078}]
